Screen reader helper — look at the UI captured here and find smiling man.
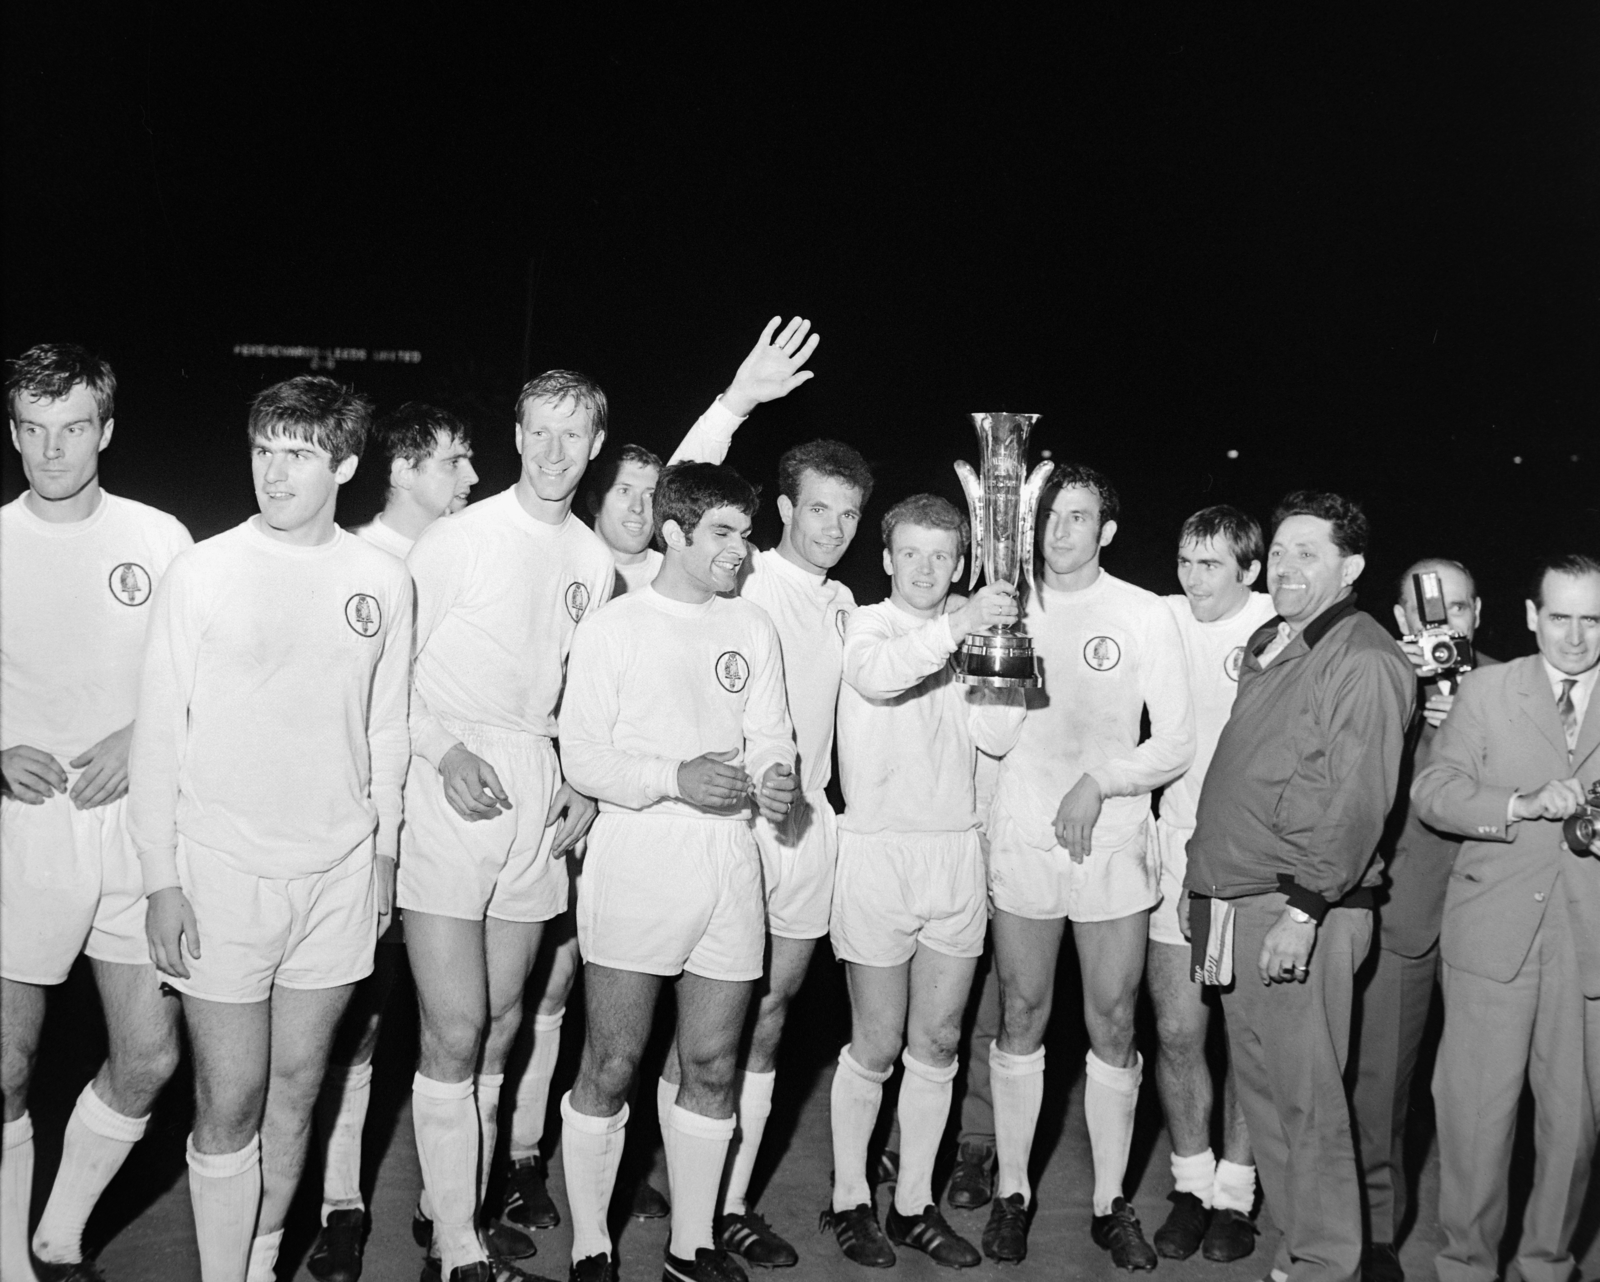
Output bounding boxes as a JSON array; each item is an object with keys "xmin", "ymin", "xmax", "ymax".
[
  {"xmin": 130, "ymin": 375, "xmax": 412, "ymax": 1282},
  {"xmin": 398, "ymin": 371, "xmax": 616, "ymax": 1282},
  {"xmin": 1412, "ymin": 553, "xmax": 1600, "ymax": 1282},
  {"xmin": 1144, "ymin": 506, "xmax": 1276, "ymax": 1264},
  {"xmin": 2, "ymin": 344, "xmax": 192, "ymax": 1282},
  {"xmin": 981, "ymin": 465, "xmax": 1194, "ymax": 1267},
  {"xmin": 823, "ymin": 495, "xmax": 1024, "ymax": 1270},
  {"xmin": 1186, "ymin": 491, "xmax": 1413, "ymax": 1282},
  {"xmin": 558, "ymin": 461, "xmax": 797, "ymax": 1282}
]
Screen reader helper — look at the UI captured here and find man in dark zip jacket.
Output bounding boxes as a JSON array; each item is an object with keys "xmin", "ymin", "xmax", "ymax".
[{"xmin": 1185, "ymin": 491, "xmax": 1414, "ymax": 1282}]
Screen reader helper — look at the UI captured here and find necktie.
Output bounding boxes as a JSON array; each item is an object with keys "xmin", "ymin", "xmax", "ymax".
[{"xmin": 1557, "ymin": 678, "xmax": 1579, "ymax": 755}]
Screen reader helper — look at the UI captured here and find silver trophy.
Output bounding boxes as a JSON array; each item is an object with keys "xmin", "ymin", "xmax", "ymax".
[{"xmin": 953, "ymin": 412, "xmax": 1054, "ymax": 687}]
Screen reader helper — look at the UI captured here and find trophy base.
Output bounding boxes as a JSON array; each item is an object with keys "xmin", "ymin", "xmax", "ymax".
[{"xmin": 956, "ymin": 631, "xmax": 1041, "ymax": 688}]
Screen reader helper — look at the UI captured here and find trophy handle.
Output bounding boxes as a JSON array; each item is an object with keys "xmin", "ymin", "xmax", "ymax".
[
  {"xmin": 1016, "ymin": 459, "xmax": 1055, "ymax": 599},
  {"xmin": 953, "ymin": 459, "xmax": 986, "ymax": 592}
]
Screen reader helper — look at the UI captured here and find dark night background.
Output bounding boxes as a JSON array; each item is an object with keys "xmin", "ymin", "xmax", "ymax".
[{"xmin": 4, "ymin": 7, "xmax": 1596, "ymax": 657}]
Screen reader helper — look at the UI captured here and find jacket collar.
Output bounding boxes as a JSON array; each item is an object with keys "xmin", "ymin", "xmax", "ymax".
[{"xmin": 1252, "ymin": 591, "xmax": 1361, "ymax": 658}]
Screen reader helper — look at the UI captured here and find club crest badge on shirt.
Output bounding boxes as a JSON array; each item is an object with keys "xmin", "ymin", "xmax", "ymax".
[
  {"xmin": 566, "ymin": 582, "xmax": 590, "ymax": 623},
  {"xmin": 715, "ymin": 650, "xmax": 750, "ymax": 693},
  {"xmin": 1224, "ymin": 645, "xmax": 1246, "ymax": 682},
  {"xmin": 1083, "ymin": 636, "xmax": 1121, "ymax": 671},
  {"xmin": 345, "ymin": 593, "xmax": 382, "ymax": 637},
  {"xmin": 108, "ymin": 562, "xmax": 152, "ymax": 606}
]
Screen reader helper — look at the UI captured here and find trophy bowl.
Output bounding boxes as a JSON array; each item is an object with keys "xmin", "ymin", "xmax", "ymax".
[{"xmin": 953, "ymin": 412, "xmax": 1054, "ymax": 688}]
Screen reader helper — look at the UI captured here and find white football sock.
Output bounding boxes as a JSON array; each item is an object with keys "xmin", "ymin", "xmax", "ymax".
[
  {"xmin": 656, "ymin": 1075, "xmax": 680, "ymax": 1175},
  {"xmin": 721, "ymin": 1069, "xmax": 775, "ymax": 1217},
  {"xmin": 666, "ymin": 1103, "xmax": 735, "ymax": 1258},
  {"xmin": 894, "ymin": 1052, "xmax": 958, "ymax": 1217},
  {"xmin": 561, "ymin": 1093, "xmax": 628, "ymax": 1263},
  {"xmin": 33, "ymin": 1083, "xmax": 148, "ymax": 1262},
  {"xmin": 830, "ymin": 1047, "xmax": 892, "ymax": 1213},
  {"xmin": 510, "ymin": 1009, "xmax": 564, "ymax": 1162},
  {"xmin": 990, "ymin": 1045, "xmax": 1045, "ymax": 1205},
  {"xmin": 1212, "ymin": 1158, "xmax": 1257, "ymax": 1213},
  {"xmin": 245, "ymin": 1227, "xmax": 283, "ymax": 1282},
  {"xmin": 187, "ymin": 1133, "xmax": 262, "ymax": 1282},
  {"xmin": 1085, "ymin": 1050, "xmax": 1142, "ymax": 1216},
  {"xmin": 2, "ymin": 1114, "xmax": 37, "ymax": 1282},
  {"xmin": 476, "ymin": 1072, "xmax": 505, "ymax": 1207},
  {"xmin": 316, "ymin": 1061, "xmax": 372, "ymax": 1222},
  {"xmin": 412, "ymin": 1074, "xmax": 484, "ymax": 1274},
  {"xmin": 1172, "ymin": 1147, "xmax": 1217, "ymax": 1207}
]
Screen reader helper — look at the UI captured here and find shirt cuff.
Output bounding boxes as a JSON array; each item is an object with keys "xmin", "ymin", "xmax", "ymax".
[
  {"xmin": 139, "ymin": 846, "xmax": 182, "ymax": 896},
  {"xmin": 1507, "ymin": 792, "xmax": 1520, "ymax": 825},
  {"xmin": 414, "ymin": 723, "xmax": 463, "ymax": 771},
  {"xmin": 651, "ymin": 757, "xmax": 683, "ymax": 802},
  {"xmin": 1277, "ymin": 874, "xmax": 1330, "ymax": 924}
]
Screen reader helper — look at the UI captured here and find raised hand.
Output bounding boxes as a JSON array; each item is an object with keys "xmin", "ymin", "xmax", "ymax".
[
  {"xmin": 722, "ymin": 316, "xmax": 821, "ymax": 417},
  {"xmin": 947, "ymin": 583, "xmax": 1020, "ymax": 644}
]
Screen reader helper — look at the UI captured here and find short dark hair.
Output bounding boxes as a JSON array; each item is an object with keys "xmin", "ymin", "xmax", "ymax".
[
  {"xmin": 247, "ymin": 375, "xmax": 373, "ymax": 467},
  {"xmin": 7, "ymin": 343, "xmax": 116, "ymax": 423},
  {"xmin": 373, "ymin": 403, "xmax": 471, "ymax": 497},
  {"xmin": 654, "ymin": 462, "xmax": 758, "ymax": 547},
  {"xmin": 1043, "ymin": 463, "xmax": 1120, "ymax": 528},
  {"xmin": 1396, "ymin": 557, "xmax": 1476, "ymax": 606},
  {"xmin": 1529, "ymin": 553, "xmax": 1600, "ymax": 607},
  {"xmin": 587, "ymin": 443, "xmax": 664, "ymax": 506},
  {"xmin": 1179, "ymin": 505, "xmax": 1264, "ymax": 571},
  {"xmin": 1271, "ymin": 490, "xmax": 1369, "ymax": 556},
  {"xmin": 778, "ymin": 439, "xmax": 875, "ymax": 507},
  {"xmin": 880, "ymin": 493, "xmax": 969, "ymax": 557},
  {"xmin": 514, "ymin": 369, "xmax": 608, "ymax": 438}
]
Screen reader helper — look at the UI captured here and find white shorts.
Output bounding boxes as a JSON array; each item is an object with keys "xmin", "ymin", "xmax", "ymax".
[
  {"xmin": 988, "ymin": 810, "xmax": 1160, "ymax": 923},
  {"xmin": 1, "ymin": 789, "xmax": 147, "ymax": 985},
  {"xmin": 577, "ymin": 812, "xmax": 765, "ymax": 982},
  {"xmin": 830, "ymin": 829, "xmax": 988, "ymax": 968},
  {"xmin": 170, "ymin": 838, "xmax": 376, "ymax": 1004},
  {"xmin": 397, "ymin": 722, "xmax": 567, "ymax": 924},
  {"xmin": 755, "ymin": 789, "xmax": 837, "ymax": 941},
  {"xmin": 1148, "ymin": 818, "xmax": 1192, "ymax": 948}
]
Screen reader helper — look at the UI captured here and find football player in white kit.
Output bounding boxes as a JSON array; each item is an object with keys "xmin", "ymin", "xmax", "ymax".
[
  {"xmin": 558, "ymin": 462, "xmax": 798, "ymax": 1282},
  {"xmin": 495, "ymin": 318, "xmax": 820, "ymax": 1239},
  {"xmin": 398, "ymin": 370, "xmax": 614, "ymax": 1282},
  {"xmin": 306, "ymin": 403, "xmax": 480, "ymax": 1282},
  {"xmin": 982, "ymin": 466, "xmax": 1194, "ymax": 1267},
  {"xmin": 1145, "ymin": 507, "xmax": 1275, "ymax": 1265},
  {"xmin": 2, "ymin": 345, "xmax": 192, "ymax": 1282},
  {"xmin": 823, "ymin": 495, "xmax": 1025, "ymax": 1270},
  {"xmin": 131, "ymin": 375, "xmax": 413, "ymax": 1282}
]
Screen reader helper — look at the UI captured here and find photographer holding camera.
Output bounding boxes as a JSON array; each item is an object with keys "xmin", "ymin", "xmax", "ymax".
[
  {"xmin": 1411, "ymin": 552, "xmax": 1600, "ymax": 1282},
  {"xmin": 1351, "ymin": 558, "xmax": 1495, "ymax": 1282}
]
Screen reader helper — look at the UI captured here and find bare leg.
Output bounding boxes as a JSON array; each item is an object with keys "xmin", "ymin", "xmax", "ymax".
[
  {"xmin": 407, "ymin": 912, "xmax": 490, "ymax": 1084},
  {"xmin": 1074, "ymin": 913, "xmax": 1150, "ymax": 1219},
  {"xmin": 0, "ymin": 977, "xmax": 46, "ymax": 1124},
  {"xmin": 745, "ymin": 936, "xmax": 817, "ymax": 1074},
  {"xmin": 1146, "ymin": 940, "xmax": 1211, "ymax": 1156}
]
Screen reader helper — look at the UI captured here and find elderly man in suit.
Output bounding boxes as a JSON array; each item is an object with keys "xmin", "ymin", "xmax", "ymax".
[
  {"xmin": 1351, "ymin": 558, "xmax": 1495, "ymax": 1282},
  {"xmin": 1411, "ymin": 552, "xmax": 1600, "ymax": 1282}
]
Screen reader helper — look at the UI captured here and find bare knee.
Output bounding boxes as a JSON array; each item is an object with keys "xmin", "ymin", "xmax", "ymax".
[
  {"xmin": 998, "ymin": 986, "xmax": 1051, "ymax": 1052},
  {"xmin": 194, "ymin": 1074, "xmax": 265, "ymax": 1147},
  {"xmin": 419, "ymin": 1006, "xmax": 486, "ymax": 1078},
  {"xmin": 106, "ymin": 1031, "xmax": 182, "ymax": 1108},
  {"xmin": 848, "ymin": 1029, "xmax": 903, "ymax": 1075},
  {"xmin": 577, "ymin": 1043, "xmax": 642, "ymax": 1114}
]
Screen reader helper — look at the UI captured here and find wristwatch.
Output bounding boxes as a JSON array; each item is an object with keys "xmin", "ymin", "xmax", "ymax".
[{"xmin": 1286, "ymin": 906, "xmax": 1315, "ymax": 926}]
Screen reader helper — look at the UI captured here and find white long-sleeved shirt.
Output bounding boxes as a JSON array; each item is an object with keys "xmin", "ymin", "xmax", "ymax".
[
  {"xmin": 559, "ymin": 586, "xmax": 795, "ymax": 818},
  {"xmin": 1, "ymin": 492, "xmax": 192, "ymax": 762},
  {"xmin": 1159, "ymin": 592, "xmax": 1279, "ymax": 831},
  {"xmin": 737, "ymin": 549, "xmax": 855, "ymax": 796},
  {"xmin": 613, "ymin": 549, "xmax": 662, "ymax": 597},
  {"xmin": 407, "ymin": 489, "xmax": 615, "ymax": 765},
  {"xmin": 666, "ymin": 397, "xmax": 746, "ymax": 467},
  {"xmin": 838, "ymin": 601, "xmax": 1026, "ymax": 835},
  {"xmin": 128, "ymin": 519, "xmax": 413, "ymax": 890},
  {"xmin": 994, "ymin": 571, "xmax": 1194, "ymax": 850},
  {"xmin": 354, "ymin": 514, "xmax": 414, "ymax": 559}
]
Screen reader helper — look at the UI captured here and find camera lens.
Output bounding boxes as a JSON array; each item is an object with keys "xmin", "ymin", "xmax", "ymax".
[{"xmin": 1429, "ymin": 640, "xmax": 1455, "ymax": 666}]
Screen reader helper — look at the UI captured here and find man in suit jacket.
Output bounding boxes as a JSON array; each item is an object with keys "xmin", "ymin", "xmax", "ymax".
[
  {"xmin": 1411, "ymin": 553, "xmax": 1600, "ymax": 1282},
  {"xmin": 1351, "ymin": 558, "xmax": 1496, "ymax": 1282}
]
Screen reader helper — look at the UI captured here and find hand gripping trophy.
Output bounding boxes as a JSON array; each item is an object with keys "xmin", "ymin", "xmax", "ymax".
[{"xmin": 953, "ymin": 412, "xmax": 1054, "ymax": 687}]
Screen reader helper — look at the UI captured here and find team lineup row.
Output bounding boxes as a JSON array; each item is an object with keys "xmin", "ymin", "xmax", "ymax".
[{"xmin": 2, "ymin": 327, "xmax": 1597, "ymax": 1282}]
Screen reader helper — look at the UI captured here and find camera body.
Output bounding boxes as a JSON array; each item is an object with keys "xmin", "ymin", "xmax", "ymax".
[
  {"xmin": 1405, "ymin": 571, "xmax": 1476, "ymax": 681},
  {"xmin": 1565, "ymin": 781, "xmax": 1600, "ymax": 856}
]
